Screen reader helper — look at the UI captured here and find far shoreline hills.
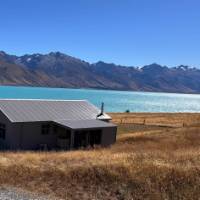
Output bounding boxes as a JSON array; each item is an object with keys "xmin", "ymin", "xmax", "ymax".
[{"xmin": 0, "ymin": 50, "xmax": 200, "ymax": 94}]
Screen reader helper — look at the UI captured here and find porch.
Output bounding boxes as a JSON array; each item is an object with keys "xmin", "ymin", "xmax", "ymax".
[{"xmin": 53, "ymin": 119, "xmax": 114, "ymax": 150}]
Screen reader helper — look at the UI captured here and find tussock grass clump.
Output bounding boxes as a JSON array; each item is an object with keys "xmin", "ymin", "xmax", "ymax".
[{"xmin": 0, "ymin": 114, "xmax": 200, "ymax": 199}]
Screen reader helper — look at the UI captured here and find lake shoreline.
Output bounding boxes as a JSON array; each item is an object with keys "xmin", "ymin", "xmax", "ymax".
[{"xmin": 1, "ymin": 84, "xmax": 200, "ymax": 95}]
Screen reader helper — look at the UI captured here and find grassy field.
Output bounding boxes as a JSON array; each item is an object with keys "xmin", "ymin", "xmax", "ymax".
[{"xmin": 0, "ymin": 113, "xmax": 200, "ymax": 199}]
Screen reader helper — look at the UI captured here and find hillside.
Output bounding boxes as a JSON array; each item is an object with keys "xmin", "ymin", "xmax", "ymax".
[{"xmin": 0, "ymin": 51, "xmax": 200, "ymax": 93}]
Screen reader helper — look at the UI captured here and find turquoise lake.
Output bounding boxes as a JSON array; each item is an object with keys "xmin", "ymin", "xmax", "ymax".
[{"xmin": 0, "ymin": 86, "xmax": 200, "ymax": 112}]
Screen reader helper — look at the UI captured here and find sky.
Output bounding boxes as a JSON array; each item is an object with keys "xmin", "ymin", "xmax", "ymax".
[{"xmin": 0, "ymin": 0, "xmax": 200, "ymax": 67}]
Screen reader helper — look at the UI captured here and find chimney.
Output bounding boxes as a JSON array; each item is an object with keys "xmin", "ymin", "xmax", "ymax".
[
  {"xmin": 97, "ymin": 102, "xmax": 104, "ymax": 118},
  {"xmin": 101, "ymin": 102, "xmax": 104, "ymax": 115}
]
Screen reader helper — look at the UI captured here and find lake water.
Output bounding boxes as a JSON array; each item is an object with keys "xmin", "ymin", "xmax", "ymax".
[{"xmin": 0, "ymin": 86, "xmax": 200, "ymax": 112}]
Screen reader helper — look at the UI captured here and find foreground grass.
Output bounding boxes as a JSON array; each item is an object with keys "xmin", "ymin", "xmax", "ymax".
[{"xmin": 0, "ymin": 115, "xmax": 200, "ymax": 199}]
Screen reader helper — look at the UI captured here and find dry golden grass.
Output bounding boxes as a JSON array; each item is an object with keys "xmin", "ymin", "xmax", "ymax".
[
  {"xmin": 0, "ymin": 113, "xmax": 200, "ymax": 199},
  {"xmin": 110, "ymin": 113, "xmax": 200, "ymax": 127}
]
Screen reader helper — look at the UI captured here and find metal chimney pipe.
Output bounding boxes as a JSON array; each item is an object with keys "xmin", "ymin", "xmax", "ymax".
[
  {"xmin": 96, "ymin": 102, "xmax": 104, "ymax": 118},
  {"xmin": 101, "ymin": 102, "xmax": 104, "ymax": 114}
]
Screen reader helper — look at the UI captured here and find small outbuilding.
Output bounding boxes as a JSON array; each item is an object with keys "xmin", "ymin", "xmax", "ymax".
[{"xmin": 0, "ymin": 99, "xmax": 117, "ymax": 150}]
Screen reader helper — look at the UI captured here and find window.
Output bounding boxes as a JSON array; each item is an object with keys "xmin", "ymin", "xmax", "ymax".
[
  {"xmin": 0, "ymin": 123, "xmax": 6, "ymax": 139},
  {"xmin": 41, "ymin": 124, "xmax": 50, "ymax": 135}
]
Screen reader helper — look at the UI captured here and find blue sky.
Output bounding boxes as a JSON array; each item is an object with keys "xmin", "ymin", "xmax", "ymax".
[{"xmin": 0, "ymin": 0, "xmax": 200, "ymax": 67}]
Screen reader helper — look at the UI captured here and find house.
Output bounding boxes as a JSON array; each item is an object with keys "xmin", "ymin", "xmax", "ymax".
[{"xmin": 0, "ymin": 99, "xmax": 117, "ymax": 150}]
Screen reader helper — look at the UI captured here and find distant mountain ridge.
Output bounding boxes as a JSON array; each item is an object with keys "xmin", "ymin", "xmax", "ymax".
[{"xmin": 0, "ymin": 50, "xmax": 200, "ymax": 93}]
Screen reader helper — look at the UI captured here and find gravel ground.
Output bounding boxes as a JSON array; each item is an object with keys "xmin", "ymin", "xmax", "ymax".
[{"xmin": 0, "ymin": 187, "xmax": 52, "ymax": 200}]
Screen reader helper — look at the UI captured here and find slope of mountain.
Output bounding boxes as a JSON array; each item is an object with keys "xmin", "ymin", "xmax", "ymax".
[{"xmin": 0, "ymin": 51, "xmax": 200, "ymax": 93}]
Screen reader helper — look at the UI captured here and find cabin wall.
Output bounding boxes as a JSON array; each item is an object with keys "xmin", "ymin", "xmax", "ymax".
[
  {"xmin": 101, "ymin": 126, "xmax": 117, "ymax": 147},
  {"xmin": 20, "ymin": 122, "xmax": 57, "ymax": 150},
  {"xmin": 0, "ymin": 115, "xmax": 58, "ymax": 150},
  {"xmin": 0, "ymin": 111, "xmax": 23, "ymax": 149},
  {"xmin": 0, "ymin": 111, "xmax": 12, "ymax": 149},
  {"xmin": 7, "ymin": 123, "xmax": 22, "ymax": 149}
]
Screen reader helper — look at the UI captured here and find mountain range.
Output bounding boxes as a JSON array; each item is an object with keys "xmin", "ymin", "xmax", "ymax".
[{"xmin": 0, "ymin": 50, "xmax": 200, "ymax": 93}]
